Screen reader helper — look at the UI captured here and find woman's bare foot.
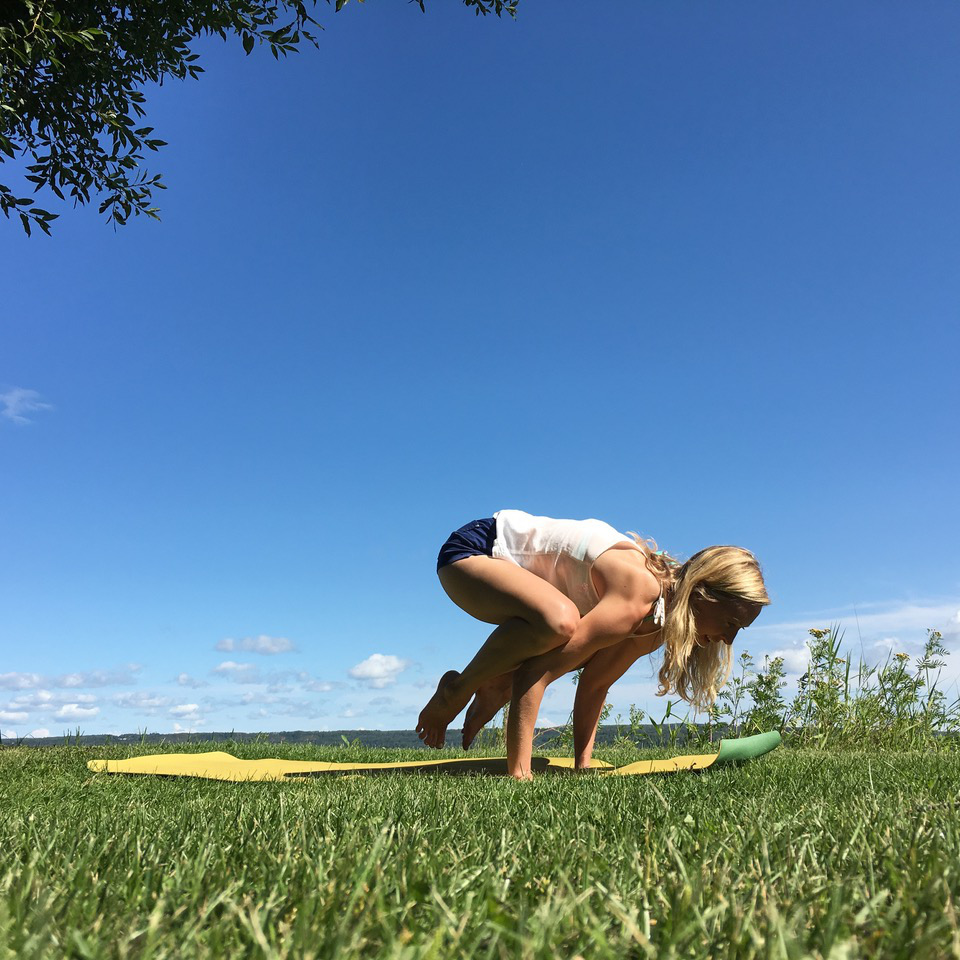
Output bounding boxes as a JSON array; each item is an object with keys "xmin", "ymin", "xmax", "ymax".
[
  {"xmin": 416, "ymin": 670, "xmax": 468, "ymax": 748},
  {"xmin": 461, "ymin": 673, "xmax": 513, "ymax": 749}
]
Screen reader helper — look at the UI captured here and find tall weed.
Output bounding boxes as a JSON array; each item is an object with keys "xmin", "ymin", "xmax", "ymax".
[{"xmin": 513, "ymin": 624, "xmax": 960, "ymax": 754}]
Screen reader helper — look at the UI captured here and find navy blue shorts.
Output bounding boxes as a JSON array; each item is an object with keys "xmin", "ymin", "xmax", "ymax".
[{"xmin": 437, "ymin": 517, "xmax": 497, "ymax": 572}]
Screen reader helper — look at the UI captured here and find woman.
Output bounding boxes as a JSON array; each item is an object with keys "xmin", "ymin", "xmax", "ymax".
[{"xmin": 417, "ymin": 509, "xmax": 770, "ymax": 779}]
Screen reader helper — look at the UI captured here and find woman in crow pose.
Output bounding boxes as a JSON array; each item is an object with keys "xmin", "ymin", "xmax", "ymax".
[{"xmin": 417, "ymin": 509, "xmax": 770, "ymax": 779}]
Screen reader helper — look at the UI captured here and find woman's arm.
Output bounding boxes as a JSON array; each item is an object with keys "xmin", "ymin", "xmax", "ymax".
[
  {"xmin": 572, "ymin": 682, "xmax": 608, "ymax": 769},
  {"xmin": 573, "ymin": 635, "xmax": 656, "ymax": 768},
  {"xmin": 506, "ymin": 666, "xmax": 547, "ymax": 779},
  {"xmin": 505, "ymin": 591, "xmax": 655, "ymax": 778}
]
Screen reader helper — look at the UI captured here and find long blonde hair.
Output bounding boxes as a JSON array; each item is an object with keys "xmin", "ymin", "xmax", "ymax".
[{"xmin": 628, "ymin": 534, "xmax": 770, "ymax": 714}]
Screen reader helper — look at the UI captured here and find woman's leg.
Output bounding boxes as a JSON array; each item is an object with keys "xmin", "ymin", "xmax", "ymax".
[
  {"xmin": 416, "ymin": 556, "xmax": 580, "ymax": 747},
  {"xmin": 461, "ymin": 670, "xmax": 514, "ymax": 749}
]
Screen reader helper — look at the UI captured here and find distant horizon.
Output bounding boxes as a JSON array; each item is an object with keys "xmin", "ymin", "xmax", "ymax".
[{"xmin": 9, "ymin": 710, "xmax": 960, "ymax": 750}]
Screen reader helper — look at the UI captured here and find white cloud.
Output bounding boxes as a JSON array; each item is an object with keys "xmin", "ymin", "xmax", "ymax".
[
  {"xmin": 6, "ymin": 690, "xmax": 98, "ymax": 714},
  {"xmin": 55, "ymin": 704, "xmax": 100, "ymax": 720},
  {"xmin": 216, "ymin": 635, "xmax": 296, "ymax": 655},
  {"xmin": 0, "ymin": 710, "xmax": 28, "ymax": 723},
  {"xmin": 872, "ymin": 636, "xmax": 900, "ymax": 656},
  {"xmin": 348, "ymin": 654, "xmax": 410, "ymax": 689},
  {"xmin": 0, "ymin": 387, "xmax": 53, "ymax": 425},
  {"xmin": 170, "ymin": 704, "xmax": 199, "ymax": 717},
  {"xmin": 172, "ymin": 722, "xmax": 201, "ymax": 733},
  {"xmin": 750, "ymin": 645, "xmax": 809, "ymax": 676},
  {"xmin": 176, "ymin": 673, "xmax": 208, "ymax": 688},
  {"xmin": 6, "ymin": 690, "xmax": 54, "ymax": 710},
  {"xmin": 212, "ymin": 661, "xmax": 256, "ymax": 676},
  {"xmin": 1, "ymin": 726, "xmax": 51, "ymax": 740}
]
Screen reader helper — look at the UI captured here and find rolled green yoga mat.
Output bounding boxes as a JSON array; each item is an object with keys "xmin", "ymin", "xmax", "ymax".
[{"xmin": 87, "ymin": 731, "xmax": 781, "ymax": 782}]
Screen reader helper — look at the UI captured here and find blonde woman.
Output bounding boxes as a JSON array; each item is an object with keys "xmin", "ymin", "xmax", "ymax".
[{"xmin": 417, "ymin": 509, "xmax": 770, "ymax": 779}]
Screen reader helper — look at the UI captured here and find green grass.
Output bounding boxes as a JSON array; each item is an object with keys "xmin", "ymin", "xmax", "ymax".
[{"xmin": 2, "ymin": 738, "xmax": 960, "ymax": 959}]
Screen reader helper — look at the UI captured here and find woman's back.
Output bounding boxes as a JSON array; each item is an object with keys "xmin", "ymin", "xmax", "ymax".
[{"xmin": 491, "ymin": 509, "xmax": 641, "ymax": 615}]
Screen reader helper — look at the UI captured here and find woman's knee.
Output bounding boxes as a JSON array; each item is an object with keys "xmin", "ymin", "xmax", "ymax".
[{"xmin": 530, "ymin": 600, "xmax": 580, "ymax": 644}]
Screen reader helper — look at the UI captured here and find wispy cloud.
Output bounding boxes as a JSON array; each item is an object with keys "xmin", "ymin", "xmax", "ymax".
[
  {"xmin": 747, "ymin": 601, "xmax": 960, "ymax": 678},
  {"xmin": 208, "ymin": 663, "xmax": 336, "ymax": 692},
  {"xmin": 605, "ymin": 598, "xmax": 960, "ymax": 725},
  {"xmin": 176, "ymin": 673, "xmax": 208, "ymax": 688},
  {"xmin": 1, "ymin": 666, "xmax": 141, "ymax": 691},
  {"xmin": 0, "ymin": 673, "xmax": 44, "ymax": 690},
  {"xmin": 55, "ymin": 665, "xmax": 142, "ymax": 688},
  {"xmin": 112, "ymin": 692, "xmax": 171, "ymax": 713},
  {"xmin": 216, "ymin": 636, "xmax": 296, "ymax": 655},
  {"xmin": 0, "ymin": 387, "xmax": 53, "ymax": 425},
  {"xmin": 750, "ymin": 601, "xmax": 960, "ymax": 646},
  {"xmin": 7, "ymin": 690, "xmax": 96, "ymax": 710},
  {"xmin": 348, "ymin": 654, "xmax": 410, "ymax": 689}
]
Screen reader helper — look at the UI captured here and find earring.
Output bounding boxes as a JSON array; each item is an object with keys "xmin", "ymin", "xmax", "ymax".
[{"xmin": 653, "ymin": 593, "xmax": 665, "ymax": 626}]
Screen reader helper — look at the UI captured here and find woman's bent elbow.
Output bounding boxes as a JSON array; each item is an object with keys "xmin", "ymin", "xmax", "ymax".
[{"xmin": 553, "ymin": 606, "xmax": 580, "ymax": 642}]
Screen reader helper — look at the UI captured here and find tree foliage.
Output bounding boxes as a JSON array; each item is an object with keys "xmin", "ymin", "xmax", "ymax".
[{"xmin": 0, "ymin": 0, "xmax": 519, "ymax": 235}]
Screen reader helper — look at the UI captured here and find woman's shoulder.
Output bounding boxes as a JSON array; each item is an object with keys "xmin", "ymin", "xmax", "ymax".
[{"xmin": 592, "ymin": 544, "xmax": 661, "ymax": 605}]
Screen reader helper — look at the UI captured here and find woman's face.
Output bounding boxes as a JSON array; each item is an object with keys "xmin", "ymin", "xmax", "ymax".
[{"xmin": 691, "ymin": 593, "xmax": 762, "ymax": 647}]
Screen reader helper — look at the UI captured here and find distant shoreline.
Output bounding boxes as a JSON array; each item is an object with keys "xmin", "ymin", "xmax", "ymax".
[{"xmin": 5, "ymin": 722, "xmax": 749, "ymax": 750}]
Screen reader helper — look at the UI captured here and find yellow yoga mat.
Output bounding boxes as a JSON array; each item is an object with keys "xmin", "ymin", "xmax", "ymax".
[{"xmin": 87, "ymin": 731, "xmax": 780, "ymax": 782}]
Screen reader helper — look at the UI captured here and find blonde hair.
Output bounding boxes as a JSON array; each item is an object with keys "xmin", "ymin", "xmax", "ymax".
[{"xmin": 628, "ymin": 534, "xmax": 770, "ymax": 714}]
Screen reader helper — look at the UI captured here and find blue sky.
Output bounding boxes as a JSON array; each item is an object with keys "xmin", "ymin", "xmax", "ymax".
[{"xmin": 2, "ymin": 1, "xmax": 958, "ymax": 740}]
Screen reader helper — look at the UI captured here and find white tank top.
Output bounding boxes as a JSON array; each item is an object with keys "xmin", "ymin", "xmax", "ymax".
[{"xmin": 491, "ymin": 509, "xmax": 643, "ymax": 616}]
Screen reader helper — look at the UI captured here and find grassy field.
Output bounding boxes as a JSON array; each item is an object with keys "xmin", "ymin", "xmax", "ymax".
[{"xmin": 2, "ymin": 737, "xmax": 960, "ymax": 960}]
